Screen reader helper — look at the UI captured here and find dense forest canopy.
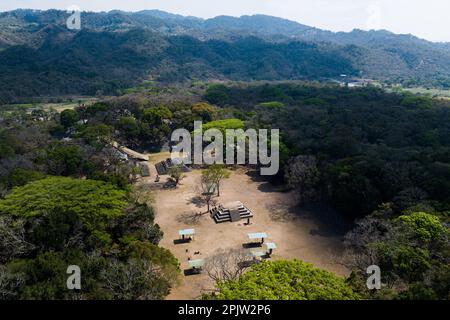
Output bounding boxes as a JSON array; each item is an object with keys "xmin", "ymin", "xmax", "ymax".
[{"xmin": 0, "ymin": 9, "xmax": 450, "ymax": 102}]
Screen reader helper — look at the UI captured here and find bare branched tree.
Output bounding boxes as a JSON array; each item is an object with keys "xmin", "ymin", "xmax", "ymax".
[
  {"xmin": 196, "ymin": 174, "xmax": 217, "ymax": 212},
  {"xmin": 101, "ymin": 259, "xmax": 169, "ymax": 300},
  {"xmin": 0, "ymin": 216, "xmax": 34, "ymax": 263},
  {"xmin": 285, "ymin": 155, "xmax": 320, "ymax": 204},
  {"xmin": 204, "ymin": 248, "xmax": 253, "ymax": 283}
]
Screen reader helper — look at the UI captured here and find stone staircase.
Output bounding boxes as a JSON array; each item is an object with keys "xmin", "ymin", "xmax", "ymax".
[{"xmin": 210, "ymin": 201, "xmax": 253, "ymax": 223}]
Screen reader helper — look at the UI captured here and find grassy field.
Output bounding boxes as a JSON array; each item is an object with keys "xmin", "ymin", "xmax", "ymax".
[
  {"xmin": 0, "ymin": 97, "xmax": 98, "ymax": 113},
  {"xmin": 403, "ymin": 87, "xmax": 450, "ymax": 99}
]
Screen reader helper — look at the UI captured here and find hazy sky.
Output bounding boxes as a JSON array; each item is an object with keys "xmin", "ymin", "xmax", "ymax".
[{"xmin": 2, "ymin": 0, "xmax": 449, "ymax": 42}]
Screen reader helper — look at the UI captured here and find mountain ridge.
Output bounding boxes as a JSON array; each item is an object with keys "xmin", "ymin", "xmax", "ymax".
[
  {"xmin": 1, "ymin": 9, "xmax": 448, "ymax": 45},
  {"xmin": 0, "ymin": 9, "xmax": 449, "ymax": 102}
]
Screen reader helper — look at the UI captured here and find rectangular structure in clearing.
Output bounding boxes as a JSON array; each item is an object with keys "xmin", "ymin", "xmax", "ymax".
[
  {"xmin": 179, "ymin": 229, "xmax": 195, "ymax": 237},
  {"xmin": 248, "ymin": 232, "xmax": 268, "ymax": 240},
  {"xmin": 188, "ymin": 259, "xmax": 205, "ymax": 269}
]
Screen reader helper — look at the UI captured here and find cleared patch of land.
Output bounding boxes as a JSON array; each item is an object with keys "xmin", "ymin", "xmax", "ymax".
[
  {"xmin": 140, "ymin": 160, "xmax": 349, "ymax": 300},
  {"xmin": 403, "ymin": 87, "xmax": 450, "ymax": 99},
  {"xmin": 0, "ymin": 97, "xmax": 97, "ymax": 113}
]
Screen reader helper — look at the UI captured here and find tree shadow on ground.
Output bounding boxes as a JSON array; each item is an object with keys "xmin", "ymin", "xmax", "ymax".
[
  {"xmin": 292, "ymin": 203, "xmax": 353, "ymax": 237},
  {"xmin": 187, "ymin": 195, "xmax": 218, "ymax": 210},
  {"xmin": 245, "ymin": 169, "xmax": 286, "ymax": 193},
  {"xmin": 246, "ymin": 170, "xmax": 272, "ymax": 190},
  {"xmin": 188, "ymin": 195, "xmax": 207, "ymax": 208},
  {"xmin": 163, "ymin": 179, "xmax": 178, "ymax": 189},
  {"xmin": 176, "ymin": 211, "xmax": 209, "ymax": 225},
  {"xmin": 265, "ymin": 203, "xmax": 300, "ymax": 222},
  {"xmin": 266, "ymin": 202, "xmax": 352, "ymax": 237}
]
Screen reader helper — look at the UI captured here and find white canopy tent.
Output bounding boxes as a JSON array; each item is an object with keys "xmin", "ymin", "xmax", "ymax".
[
  {"xmin": 179, "ymin": 229, "xmax": 195, "ymax": 240},
  {"xmin": 188, "ymin": 259, "xmax": 205, "ymax": 269},
  {"xmin": 248, "ymin": 232, "xmax": 268, "ymax": 244},
  {"xmin": 250, "ymin": 250, "xmax": 266, "ymax": 259},
  {"xmin": 248, "ymin": 232, "xmax": 268, "ymax": 240}
]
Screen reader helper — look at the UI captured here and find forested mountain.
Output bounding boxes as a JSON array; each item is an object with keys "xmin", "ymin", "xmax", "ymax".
[
  {"xmin": 0, "ymin": 9, "xmax": 450, "ymax": 102},
  {"xmin": 0, "ymin": 28, "xmax": 356, "ymax": 103}
]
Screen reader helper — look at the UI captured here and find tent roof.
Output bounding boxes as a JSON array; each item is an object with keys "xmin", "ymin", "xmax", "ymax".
[
  {"xmin": 248, "ymin": 232, "xmax": 268, "ymax": 240},
  {"xmin": 179, "ymin": 229, "xmax": 195, "ymax": 236},
  {"xmin": 265, "ymin": 242, "xmax": 277, "ymax": 250},
  {"xmin": 188, "ymin": 259, "xmax": 205, "ymax": 268},
  {"xmin": 250, "ymin": 250, "xmax": 266, "ymax": 257}
]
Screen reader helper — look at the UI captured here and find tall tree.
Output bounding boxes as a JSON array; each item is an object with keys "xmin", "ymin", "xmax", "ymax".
[
  {"xmin": 200, "ymin": 171, "xmax": 217, "ymax": 212},
  {"xmin": 168, "ymin": 164, "xmax": 185, "ymax": 187},
  {"xmin": 204, "ymin": 164, "xmax": 230, "ymax": 197}
]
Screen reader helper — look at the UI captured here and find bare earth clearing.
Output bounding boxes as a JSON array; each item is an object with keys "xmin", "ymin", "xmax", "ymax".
[{"xmin": 140, "ymin": 158, "xmax": 348, "ymax": 300}]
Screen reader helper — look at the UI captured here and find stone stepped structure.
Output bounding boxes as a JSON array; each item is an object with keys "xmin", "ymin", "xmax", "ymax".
[{"xmin": 210, "ymin": 201, "xmax": 253, "ymax": 223}]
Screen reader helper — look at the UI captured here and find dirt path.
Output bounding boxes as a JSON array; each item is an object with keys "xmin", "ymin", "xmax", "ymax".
[{"xmin": 148, "ymin": 167, "xmax": 348, "ymax": 300}]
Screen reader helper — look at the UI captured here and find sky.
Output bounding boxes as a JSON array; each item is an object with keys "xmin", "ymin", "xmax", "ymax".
[{"xmin": 1, "ymin": 0, "xmax": 449, "ymax": 42}]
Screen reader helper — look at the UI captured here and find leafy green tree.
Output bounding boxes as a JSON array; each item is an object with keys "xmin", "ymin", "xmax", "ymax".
[
  {"xmin": 191, "ymin": 103, "xmax": 218, "ymax": 122},
  {"xmin": 83, "ymin": 102, "xmax": 109, "ymax": 117},
  {"xmin": 140, "ymin": 106, "xmax": 173, "ymax": 144},
  {"xmin": 124, "ymin": 240, "xmax": 180, "ymax": 284},
  {"xmin": 397, "ymin": 212, "xmax": 447, "ymax": 242},
  {"xmin": 0, "ymin": 177, "xmax": 127, "ymax": 233},
  {"xmin": 401, "ymin": 94, "xmax": 433, "ymax": 108},
  {"xmin": 60, "ymin": 109, "xmax": 80, "ymax": 128},
  {"xmin": 45, "ymin": 143, "xmax": 86, "ymax": 176},
  {"xmin": 205, "ymin": 84, "xmax": 229, "ymax": 105},
  {"xmin": 344, "ymin": 209, "xmax": 449, "ymax": 299},
  {"xmin": 4, "ymin": 168, "xmax": 45, "ymax": 189},
  {"xmin": 202, "ymin": 119, "xmax": 245, "ymax": 133},
  {"xmin": 203, "ymin": 164, "xmax": 230, "ymax": 196},
  {"xmin": 216, "ymin": 260, "xmax": 359, "ymax": 300},
  {"xmin": 28, "ymin": 208, "xmax": 86, "ymax": 252},
  {"xmin": 6, "ymin": 249, "xmax": 109, "ymax": 300},
  {"xmin": 168, "ymin": 164, "xmax": 185, "ymax": 187},
  {"xmin": 117, "ymin": 117, "xmax": 140, "ymax": 141},
  {"xmin": 257, "ymin": 101, "xmax": 284, "ymax": 108},
  {"xmin": 116, "ymin": 202, "xmax": 162, "ymax": 245},
  {"xmin": 0, "ymin": 143, "xmax": 15, "ymax": 159},
  {"xmin": 142, "ymin": 106, "xmax": 172, "ymax": 125},
  {"xmin": 374, "ymin": 243, "xmax": 432, "ymax": 282},
  {"xmin": 76, "ymin": 124, "xmax": 112, "ymax": 146}
]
